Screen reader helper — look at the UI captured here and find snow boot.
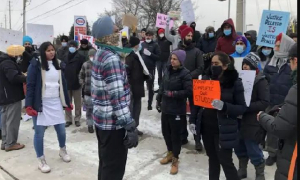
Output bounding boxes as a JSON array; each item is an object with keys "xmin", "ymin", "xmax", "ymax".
[
  {"xmin": 38, "ymin": 156, "xmax": 51, "ymax": 173},
  {"xmin": 255, "ymin": 161, "xmax": 266, "ymax": 180},
  {"xmin": 170, "ymin": 157, "xmax": 179, "ymax": 175},
  {"xmin": 265, "ymin": 156, "xmax": 276, "ymax": 166},
  {"xmin": 238, "ymin": 157, "xmax": 249, "ymax": 179},
  {"xmin": 59, "ymin": 146, "xmax": 71, "ymax": 162},
  {"xmin": 160, "ymin": 151, "xmax": 173, "ymax": 165}
]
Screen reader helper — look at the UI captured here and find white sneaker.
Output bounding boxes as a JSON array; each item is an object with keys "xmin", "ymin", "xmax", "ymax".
[
  {"xmin": 59, "ymin": 146, "xmax": 71, "ymax": 162},
  {"xmin": 38, "ymin": 156, "xmax": 51, "ymax": 173}
]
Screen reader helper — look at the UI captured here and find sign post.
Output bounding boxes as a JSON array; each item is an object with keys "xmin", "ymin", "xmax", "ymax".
[{"xmin": 74, "ymin": 16, "xmax": 87, "ymax": 40}]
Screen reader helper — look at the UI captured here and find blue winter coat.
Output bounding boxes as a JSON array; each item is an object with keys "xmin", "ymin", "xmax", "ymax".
[
  {"xmin": 230, "ymin": 40, "xmax": 251, "ymax": 58},
  {"xmin": 25, "ymin": 57, "xmax": 71, "ymax": 112}
]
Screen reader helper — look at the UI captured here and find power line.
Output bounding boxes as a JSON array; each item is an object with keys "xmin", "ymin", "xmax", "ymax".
[
  {"xmin": 12, "ymin": 14, "xmax": 22, "ymax": 29},
  {"xmin": 26, "ymin": 0, "xmax": 54, "ymax": 12}
]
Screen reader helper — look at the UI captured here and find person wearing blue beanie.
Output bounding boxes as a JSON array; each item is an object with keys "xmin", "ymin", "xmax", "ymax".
[{"xmin": 23, "ymin": 36, "xmax": 33, "ymax": 46}]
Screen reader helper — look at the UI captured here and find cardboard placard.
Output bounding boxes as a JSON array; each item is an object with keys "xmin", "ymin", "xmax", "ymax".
[
  {"xmin": 122, "ymin": 14, "xmax": 138, "ymax": 28},
  {"xmin": 155, "ymin": 13, "xmax": 174, "ymax": 30},
  {"xmin": 193, "ymin": 80, "xmax": 221, "ymax": 109},
  {"xmin": 256, "ymin": 10, "xmax": 290, "ymax": 48}
]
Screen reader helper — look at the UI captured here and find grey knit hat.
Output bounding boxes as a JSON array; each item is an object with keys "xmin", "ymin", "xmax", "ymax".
[
  {"xmin": 243, "ymin": 52, "xmax": 260, "ymax": 69},
  {"xmin": 172, "ymin": 50, "xmax": 186, "ymax": 65},
  {"xmin": 88, "ymin": 49, "xmax": 96, "ymax": 56},
  {"xmin": 92, "ymin": 16, "xmax": 114, "ymax": 39}
]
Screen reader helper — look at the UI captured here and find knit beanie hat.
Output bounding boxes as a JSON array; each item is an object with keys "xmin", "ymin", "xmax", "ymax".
[
  {"xmin": 80, "ymin": 39, "xmax": 89, "ymax": 45},
  {"xmin": 88, "ymin": 49, "xmax": 96, "ymax": 56},
  {"xmin": 7, "ymin": 45, "xmax": 25, "ymax": 57},
  {"xmin": 68, "ymin": 40, "xmax": 78, "ymax": 48},
  {"xmin": 158, "ymin": 28, "xmax": 165, "ymax": 34},
  {"xmin": 180, "ymin": 26, "xmax": 194, "ymax": 39},
  {"xmin": 23, "ymin": 36, "xmax": 33, "ymax": 45},
  {"xmin": 235, "ymin": 36, "xmax": 248, "ymax": 47},
  {"xmin": 276, "ymin": 33, "xmax": 283, "ymax": 42},
  {"xmin": 60, "ymin": 35, "xmax": 69, "ymax": 42},
  {"xmin": 92, "ymin": 16, "xmax": 114, "ymax": 39},
  {"xmin": 172, "ymin": 50, "xmax": 186, "ymax": 65},
  {"xmin": 129, "ymin": 36, "xmax": 140, "ymax": 48},
  {"xmin": 243, "ymin": 52, "xmax": 260, "ymax": 70}
]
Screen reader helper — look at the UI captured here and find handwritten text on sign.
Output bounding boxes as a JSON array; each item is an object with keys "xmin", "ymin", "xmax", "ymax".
[
  {"xmin": 193, "ymin": 80, "xmax": 221, "ymax": 109},
  {"xmin": 155, "ymin": 13, "xmax": 174, "ymax": 30},
  {"xmin": 256, "ymin": 10, "xmax": 290, "ymax": 48}
]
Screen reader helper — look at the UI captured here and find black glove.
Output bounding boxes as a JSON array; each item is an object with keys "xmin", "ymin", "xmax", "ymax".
[
  {"xmin": 156, "ymin": 101, "xmax": 161, "ymax": 113},
  {"xmin": 123, "ymin": 122, "xmax": 138, "ymax": 149}
]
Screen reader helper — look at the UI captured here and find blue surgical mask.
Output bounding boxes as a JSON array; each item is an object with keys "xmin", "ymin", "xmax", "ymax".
[
  {"xmin": 224, "ymin": 29, "xmax": 232, "ymax": 36},
  {"xmin": 208, "ymin": 33, "xmax": 214, "ymax": 38},
  {"xmin": 235, "ymin": 45, "xmax": 244, "ymax": 54},
  {"xmin": 62, "ymin": 42, "xmax": 67, "ymax": 47},
  {"xmin": 69, "ymin": 47, "xmax": 76, "ymax": 53},
  {"xmin": 262, "ymin": 49, "xmax": 271, "ymax": 56}
]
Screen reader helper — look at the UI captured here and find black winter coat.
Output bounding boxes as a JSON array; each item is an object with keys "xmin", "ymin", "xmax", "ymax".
[
  {"xmin": 19, "ymin": 48, "xmax": 35, "ymax": 73},
  {"xmin": 178, "ymin": 42, "xmax": 204, "ymax": 79},
  {"xmin": 157, "ymin": 37, "xmax": 171, "ymax": 63},
  {"xmin": 197, "ymin": 34, "xmax": 217, "ymax": 54},
  {"xmin": 156, "ymin": 65, "xmax": 192, "ymax": 115},
  {"xmin": 57, "ymin": 46, "xmax": 69, "ymax": 62},
  {"xmin": 259, "ymin": 84, "xmax": 297, "ymax": 180},
  {"xmin": 190, "ymin": 69, "xmax": 247, "ymax": 149},
  {"xmin": 141, "ymin": 41, "xmax": 161, "ymax": 70},
  {"xmin": 64, "ymin": 51, "xmax": 86, "ymax": 90},
  {"xmin": 240, "ymin": 72, "xmax": 269, "ymax": 143},
  {"xmin": 0, "ymin": 53, "xmax": 26, "ymax": 106},
  {"xmin": 125, "ymin": 51, "xmax": 147, "ymax": 98}
]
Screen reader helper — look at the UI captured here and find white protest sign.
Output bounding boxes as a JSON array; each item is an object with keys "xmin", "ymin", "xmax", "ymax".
[
  {"xmin": 239, "ymin": 70, "xmax": 256, "ymax": 107},
  {"xmin": 234, "ymin": 57, "xmax": 243, "ymax": 72},
  {"xmin": 78, "ymin": 33, "xmax": 97, "ymax": 49},
  {"xmin": 180, "ymin": 0, "xmax": 195, "ymax": 23},
  {"xmin": 156, "ymin": 13, "xmax": 174, "ymax": 30},
  {"xmin": 27, "ymin": 23, "xmax": 54, "ymax": 47},
  {"xmin": 0, "ymin": 28, "xmax": 23, "ymax": 52}
]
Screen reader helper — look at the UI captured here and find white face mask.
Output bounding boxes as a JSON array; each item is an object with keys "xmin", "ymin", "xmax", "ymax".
[
  {"xmin": 159, "ymin": 34, "xmax": 164, "ymax": 38},
  {"xmin": 62, "ymin": 42, "xmax": 67, "ymax": 47},
  {"xmin": 89, "ymin": 57, "xmax": 94, "ymax": 61},
  {"xmin": 146, "ymin": 39, "xmax": 151, "ymax": 43}
]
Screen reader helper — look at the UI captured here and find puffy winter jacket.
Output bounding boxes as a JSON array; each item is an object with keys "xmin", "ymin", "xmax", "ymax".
[
  {"xmin": 197, "ymin": 33, "xmax": 217, "ymax": 54},
  {"xmin": 156, "ymin": 65, "xmax": 192, "ymax": 115},
  {"xmin": 141, "ymin": 40, "xmax": 161, "ymax": 70},
  {"xmin": 156, "ymin": 35, "xmax": 172, "ymax": 63},
  {"xmin": 215, "ymin": 18, "xmax": 237, "ymax": 55},
  {"xmin": 259, "ymin": 84, "xmax": 297, "ymax": 180}
]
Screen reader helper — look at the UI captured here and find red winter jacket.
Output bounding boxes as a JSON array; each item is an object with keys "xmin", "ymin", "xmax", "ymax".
[{"xmin": 215, "ymin": 18, "xmax": 237, "ymax": 55}]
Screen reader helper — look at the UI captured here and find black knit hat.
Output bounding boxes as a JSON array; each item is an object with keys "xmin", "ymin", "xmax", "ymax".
[
  {"xmin": 80, "ymin": 39, "xmax": 89, "ymax": 45},
  {"xmin": 288, "ymin": 43, "xmax": 297, "ymax": 58},
  {"xmin": 129, "ymin": 36, "xmax": 140, "ymax": 48},
  {"xmin": 68, "ymin": 40, "xmax": 78, "ymax": 48},
  {"xmin": 243, "ymin": 52, "xmax": 260, "ymax": 70},
  {"xmin": 60, "ymin": 35, "xmax": 69, "ymax": 42}
]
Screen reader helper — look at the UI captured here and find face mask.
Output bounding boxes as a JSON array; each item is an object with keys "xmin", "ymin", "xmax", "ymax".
[
  {"xmin": 69, "ymin": 47, "xmax": 76, "ymax": 53},
  {"xmin": 208, "ymin": 33, "xmax": 214, "ymax": 38},
  {"xmin": 184, "ymin": 39, "xmax": 192, "ymax": 46},
  {"xmin": 145, "ymin": 39, "xmax": 151, "ymax": 43},
  {"xmin": 62, "ymin": 42, "xmax": 67, "ymax": 47},
  {"xmin": 159, "ymin": 34, "xmax": 164, "ymax": 38},
  {"xmin": 235, "ymin": 45, "xmax": 244, "ymax": 54},
  {"xmin": 25, "ymin": 46, "xmax": 32, "ymax": 53},
  {"xmin": 89, "ymin": 56, "xmax": 94, "ymax": 61},
  {"xmin": 262, "ymin": 49, "xmax": 271, "ymax": 56},
  {"xmin": 211, "ymin": 65, "xmax": 223, "ymax": 79},
  {"xmin": 223, "ymin": 29, "xmax": 231, "ymax": 36}
]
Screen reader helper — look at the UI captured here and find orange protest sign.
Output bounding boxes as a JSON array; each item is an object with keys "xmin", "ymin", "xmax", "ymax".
[{"xmin": 193, "ymin": 80, "xmax": 221, "ymax": 109}]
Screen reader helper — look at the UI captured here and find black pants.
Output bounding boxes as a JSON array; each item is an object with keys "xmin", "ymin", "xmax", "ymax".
[
  {"xmin": 202, "ymin": 128, "xmax": 239, "ymax": 180},
  {"xmin": 156, "ymin": 61, "xmax": 167, "ymax": 86},
  {"xmin": 129, "ymin": 95, "xmax": 142, "ymax": 127},
  {"xmin": 161, "ymin": 113, "xmax": 182, "ymax": 158},
  {"xmin": 96, "ymin": 127, "xmax": 128, "ymax": 180},
  {"xmin": 146, "ymin": 69, "xmax": 155, "ymax": 107}
]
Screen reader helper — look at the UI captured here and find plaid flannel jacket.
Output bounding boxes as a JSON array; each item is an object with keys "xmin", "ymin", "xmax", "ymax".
[
  {"xmin": 79, "ymin": 60, "xmax": 92, "ymax": 96},
  {"xmin": 91, "ymin": 47, "xmax": 133, "ymax": 130}
]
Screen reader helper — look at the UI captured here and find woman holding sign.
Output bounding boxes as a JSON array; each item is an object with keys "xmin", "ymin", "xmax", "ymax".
[
  {"xmin": 190, "ymin": 52, "xmax": 247, "ymax": 180},
  {"xmin": 156, "ymin": 49, "xmax": 192, "ymax": 175}
]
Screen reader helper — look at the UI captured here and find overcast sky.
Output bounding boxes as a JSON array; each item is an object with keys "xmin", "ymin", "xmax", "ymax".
[{"xmin": 0, "ymin": 0, "xmax": 297, "ymax": 36}]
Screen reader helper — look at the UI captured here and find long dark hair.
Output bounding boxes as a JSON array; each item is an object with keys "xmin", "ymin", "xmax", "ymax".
[
  {"xmin": 211, "ymin": 52, "xmax": 231, "ymax": 67},
  {"xmin": 39, "ymin": 42, "xmax": 60, "ymax": 71}
]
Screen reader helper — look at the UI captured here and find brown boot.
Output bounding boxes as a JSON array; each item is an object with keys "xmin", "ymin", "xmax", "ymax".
[
  {"xmin": 160, "ymin": 151, "xmax": 173, "ymax": 164},
  {"xmin": 5, "ymin": 143, "xmax": 25, "ymax": 152},
  {"xmin": 170, "ymin": 157, "xmax": 179, "ymax": 175}
]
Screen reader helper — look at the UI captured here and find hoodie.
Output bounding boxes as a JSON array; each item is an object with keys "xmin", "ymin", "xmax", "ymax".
[
  {"xmin": 244, "ymin": 30, "xmax": 258, "ymax": 52},
  {"xmin": 215, "ymin": 18, "xmax": 237, "ymax": 55},
  {"xmin": 230, "ymin": 40, "xmax": 251, "ymax": 58}
]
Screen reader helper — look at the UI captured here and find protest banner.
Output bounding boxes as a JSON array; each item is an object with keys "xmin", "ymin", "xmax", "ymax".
[
  {"xmin": 155, "ymin": 13, "xmax": 174, "ymax": 29},
  {"xmin": 238, "ymin": 70, "xmax": 256, "ymax": 107},
  {"xmin": 0, "ymin": 28, "xmax": 22, "ymax": 52},
  {"xmin": 27, "ymin": 23, "xmax": 54, "ymax": 47},
  {"xmin": 77, "ymin": 33, "xmax": 97, "ymax": 49},
  {"xmin": 193, "ymin": 80, "xmax": 221, "ymax": 109},
  {"xmin": 234, "ymin": 57, "xmax": 243, "ymax": 72},
  {"xmin": 180, "ymin": 0, "xmax": 195, "ymax": 24},
  {"xmin": 74, "ymin": 16, "xmax": 87, "ymax": 39},
  {"xmin": 168, "ymin": 11, "xmax": 181, "ymax": 20},
  {"xmin": 122, "ymin": 14, "xmax": 138, "ymax": 29},
  {"xmin": 256, "ymin": 10, "xmax": 290, "ymax": 48}
]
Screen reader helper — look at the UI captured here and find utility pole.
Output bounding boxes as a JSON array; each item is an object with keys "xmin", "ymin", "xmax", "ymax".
[
  {"xmin": 5, "ymin": 14, "xmax": 7, "ymax": 29},
  {"xmin": 9, "ymin": 0, "xmax": 12, "ymax": 29},
  {"xmin": 23, "ymin": 0, "xmax": 26, "ymax": 35},
  {"xmin": 228, "ymin": 0, "xmax": 231, "ymax": 18},
  {"xmin": 268, "ymin": 0, "xmax": 271, "ymax": 10}
]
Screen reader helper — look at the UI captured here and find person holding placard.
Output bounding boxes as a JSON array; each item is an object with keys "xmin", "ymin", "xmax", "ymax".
[
  {"xmin": 190, "ymin": 52, "xmax": 246, "ymax": 180},
  {"xmin": 215, "ymin": 18, "xmax": 237, "ymax": 55},
  {"xmin": 234, "ymin": 52, "xmax": 269, "ymax": 180},
  {"xmin": 263, "ymin": 33, "xmax": 295, "ymax": 166},
  {"xmin": 257, "ymin": 46, "xmax": 274, "ymax": 70},
  {"xmin": 230, "ymin": 36, "xmax": 251, "ymax": 58},
  {"xmin": 156, "ymin": 49, "xmax": 192, "ymax": 175}
]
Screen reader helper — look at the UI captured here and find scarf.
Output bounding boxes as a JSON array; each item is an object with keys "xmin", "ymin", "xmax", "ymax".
[{"xmin": 95, "ymin": 33, "xmax": 133, "ymax": 54}]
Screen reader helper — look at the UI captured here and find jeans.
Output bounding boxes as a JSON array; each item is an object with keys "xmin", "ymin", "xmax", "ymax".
[
  {"xmin": 234, "ymin": 138, "xmax": 264, "ymax": 166},
  {"xmin": 33, "ymin": 116, "xmax": 66, "ymax": 157},
  {"xmin": 146, "ymin": 69, "xmax": 155, "ymax": 107},
  {"xmin": 156, "ymin": 61, "xmax": 167, "ymax": 86}
]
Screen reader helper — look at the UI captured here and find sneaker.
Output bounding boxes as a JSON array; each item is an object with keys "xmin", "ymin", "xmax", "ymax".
[
  {"xmin": 88, "ymin": 126, "xmax": 94, "ymax": 133},
  {"xmin": 65, "ymin": 122, "xmax": 72, "ymax": 127},
  {"xmin": 170, "ymin": 157, "xmax": 179, "ymax": 175},
  {"xmin": 160, "ymin": 151, "xmax": 173, "ymax": 165},
  {"xmin": 38, "ymin": 156, "xmax": 51, "ymax": 173},
  {"xmin": 195, "ymin": 141, "xmax": 203, "ymax": 151},
  {"xmin": 75, "ymin": 121, "xmax": 81, "ymax": 127},
  {"xmin": 59, "ymin": 146, "xmax": 71, "ymax": 162},
  {"xmin": 265, "ymin": 156, "xmax": 276, "ymax": 166},
  {"xmin": 147, "ymin": 105, "xmax": 152, "ymax": 111},
  {"xmin": 5, "ymin": 143, "xmax": 25, "ymax": 152}
]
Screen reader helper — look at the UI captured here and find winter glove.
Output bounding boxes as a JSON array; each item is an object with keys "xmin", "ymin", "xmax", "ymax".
[
  {"xmin": 156, "ymin": 101, "xmax": 161, "ymax": 113},
  {"xmin": 211, "ymin": 99, "xmax": 225, "ymax": 111},
  {"xmin": 26, "ymin": 106, "xmax": 38, "ymax": 116},
  {"xmin": 163, "ymin": 91, "xmax": 176, "ymax": 97},
  {"xmin": 189, "ymin": 124, "xmax": 197, "ymax": 135},
  {"xmin": 65, "ymin": 104, "xmax": 73, "ymax": 111},
  {"xmin": 123, "ymin": 122, "xmax": 138, "ymax": 149},
  {"xmin": 143, "ymin": 49, "xmax": 151, "ymax": 56}
]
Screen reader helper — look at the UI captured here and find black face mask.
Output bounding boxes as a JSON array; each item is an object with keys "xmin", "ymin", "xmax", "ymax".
[
  {"xmin": 184, "ymin": 39, "xmax": 192, "ymax": 46},
  {"xmin": 25, "ymin": 46, "xmax": 32, "ymax": 53},
  {"xmin": 211, "ymin": 65, "xmax": 223, "ymax": 79}
]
